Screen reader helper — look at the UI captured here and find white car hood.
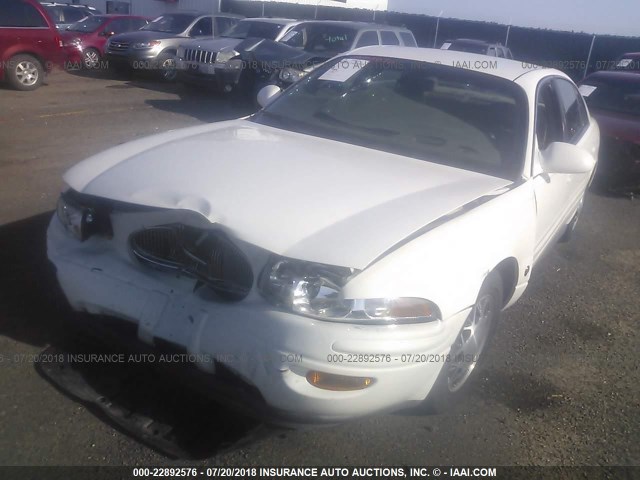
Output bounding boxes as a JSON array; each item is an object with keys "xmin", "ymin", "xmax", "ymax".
[{"xmin": 65, "ymin": 120, "xmax": 511, "ymax": 269}]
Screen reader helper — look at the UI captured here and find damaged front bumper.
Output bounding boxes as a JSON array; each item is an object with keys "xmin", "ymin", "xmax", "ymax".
[{"xmin": 47, "ymin": 209, "xmax": 470, "ymax": 425}]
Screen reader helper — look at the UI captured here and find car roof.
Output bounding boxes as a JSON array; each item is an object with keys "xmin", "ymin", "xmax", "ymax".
[
  {"xmin": 345, "ymin": 46, "xmax": 544, "ymax": 81},
  {"xmin": 293, "ymin": 20, "xmax": 411, "ymax": 31},
  {"xmin": 241, "ymin": 17, "xmax": 297, "ymax": 24},
  {"xmin": 450, "ymin": 38, "xmax": 504, "ymax": 47},
  {"xmin": 94, "ymin": 14, "xmax": 147, "ymax": 19},
  {"xmin": 157, "ymin": 11, "xmax": 242, "ymax": 18},
  {"xmin": 583, "ymin": 70, "xmax": 640, "ymax": 84},
  {"xmin": 41, "ymin": 2, "xmax": 97, "ymax": 8}
]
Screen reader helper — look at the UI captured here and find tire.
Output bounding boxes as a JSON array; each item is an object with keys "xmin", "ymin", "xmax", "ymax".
[
  {"xmin": 425, "ymin": 271, "xmax": 503, "ymax": 413},
  {"xmin": 156, "ymin": 52, "xmax": 177, "ymax": 82},
  {"xmin": 82, "ymin": 48, "xmax": 101, "ymax": 70},
  {"xmin": 7, "ymin": 54, "xmax": 44, "ymax": 91}
]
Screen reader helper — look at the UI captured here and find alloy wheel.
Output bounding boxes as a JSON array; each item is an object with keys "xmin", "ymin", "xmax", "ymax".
[
  {"xmin": 446, "ymin": 293, "xmax": 495, "ymax": 392},
  {"xmin": 16, "ymin": 61, "xmax": 39, "ymax": 86}
]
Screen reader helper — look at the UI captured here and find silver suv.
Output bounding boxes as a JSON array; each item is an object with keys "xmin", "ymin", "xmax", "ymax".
[
  {"xmin": 105, "ymin": 12, "xmax": 243, "ymax": 80},
  {"xmin": 176, "ymin": 18, "xmax": 300, "ymax": 89}
]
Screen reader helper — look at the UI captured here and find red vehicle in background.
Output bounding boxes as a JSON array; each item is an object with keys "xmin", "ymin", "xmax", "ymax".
[
  {"xmin": 580, "ymin": 71, "xmax": 640, "ymax": 195},
  {"xmin": 61, "ymin": 15, "xmax": 148, "ymax": 69},
  {"xmin": 0, "ymin": 0, "xmax": 63, "ymax": 90}
]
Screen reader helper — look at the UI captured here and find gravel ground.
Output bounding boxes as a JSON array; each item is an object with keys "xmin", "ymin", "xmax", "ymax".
[{"xmin": 0, "ymin": 69, "xmax": 638, "ymax": 467}]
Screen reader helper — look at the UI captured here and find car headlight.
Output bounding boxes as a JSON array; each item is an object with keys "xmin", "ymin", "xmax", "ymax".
[
  {"xmin": 279, "ymin": 67, "xmax": 306, "ymax": 84},
  {"xmin": 216, "ymin": 49, "xmax": 239, "ymax": 64},
  {"xmin": 133, "ymin": 40, "xmax": 161, "ymax": 50},
  {"xmin": 259, "ymin": 256, "xmax": 440, "ymax": 324},
  {"xmin": 65, "ymin": 37, "xmax": 82, "ymax": 47},
  {"xmin": 56, "ymin": 193, "xmax": 95, "ymax": 241}
]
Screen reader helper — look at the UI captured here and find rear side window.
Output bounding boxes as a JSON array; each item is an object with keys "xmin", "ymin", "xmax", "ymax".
[
  {"xmin": 215, "ymin": 16, "xmax": 238, "ymax": 35},
  {"xmin": 380, "ymin": 31, "xmax": 400, "ymax": 46},
  {"xmin": 0, "ymin": 0, "xmax": 48, "ymax": 27},
  {"xmin": 399, "ymin": 32, "xmax": 417, "ymax": 47},
  {"xmin": 189, "ymin": 17, "xmax": 213, "ymax": 37},
  {"xmin": 553, "ymin": 78, "xmax": 589, "ymax": 143},
  {"xmin": 355, "ymin": 31, "xmax": 379, "ymax": 48}
]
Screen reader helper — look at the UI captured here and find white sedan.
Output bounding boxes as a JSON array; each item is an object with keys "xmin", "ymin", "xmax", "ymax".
[{"xmin": 48, "ymin": 46, "xmax": 599, "ymax": 424}]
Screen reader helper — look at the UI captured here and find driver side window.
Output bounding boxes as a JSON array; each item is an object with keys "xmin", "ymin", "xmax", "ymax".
[{"xmin": 536, "ymin": 81, "xmax": 564, "ymax": 151}]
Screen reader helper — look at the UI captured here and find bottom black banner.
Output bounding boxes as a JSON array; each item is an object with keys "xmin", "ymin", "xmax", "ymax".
[{"xmin": 0, "ymin": 466, "xmax": 636, "ymax": 480}]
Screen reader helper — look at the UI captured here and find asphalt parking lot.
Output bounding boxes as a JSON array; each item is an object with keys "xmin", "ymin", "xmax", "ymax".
[{"xmin": 0, "ymin": 69, "xmax": 638, "ymax": 467}]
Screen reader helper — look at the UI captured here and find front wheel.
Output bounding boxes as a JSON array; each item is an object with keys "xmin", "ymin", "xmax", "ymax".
[
  {"xmin": 426, "ymin": 271, "xmax": 503, "ymax": 411},
  {"xmin": 7, "ymin": 54, "xmax": 44, "ymax": 91},
  {"xmin": 82, "ymin": 48, "xmax": 101, "ymax": 70},
  {"xmin": 156, "ymin": 53, "xmax": 177, "ymax": 82}
]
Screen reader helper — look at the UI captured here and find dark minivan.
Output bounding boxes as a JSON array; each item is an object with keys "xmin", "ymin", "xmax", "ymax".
[{"xmin": 0, "ymin": 0, "xmax": 63, "ymax": 90}]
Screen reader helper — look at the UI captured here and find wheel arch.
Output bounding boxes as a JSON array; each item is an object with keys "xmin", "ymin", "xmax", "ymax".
[{"xmin": 492, "ymin": 257, "xmax": 519, "ymax": 308}]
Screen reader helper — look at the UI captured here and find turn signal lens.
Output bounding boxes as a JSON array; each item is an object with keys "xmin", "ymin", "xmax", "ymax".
[{"xmin": 306, "ymin": 371, "xmax": 375, "ymax": 391}]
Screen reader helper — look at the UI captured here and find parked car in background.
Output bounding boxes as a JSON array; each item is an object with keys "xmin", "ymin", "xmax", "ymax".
[
  {"xmin": 176, "ymin": 17, "xmax": 300, "ymax": 91},
  {"xmin": 579, "ymin": 71, "xmax": 640, "ymax": 194},
  {"xmin": 48, "ymin": 47, "xmax": 598, "ymax": 424},
  {"xmin": 177, "ymin": 20, "xmax": 417, "ymax": 97},
  {"xmin": 609, "ymin": 52, "xmax": 640, "ymax": 73},
  {"xmin": 41, "ymin": 2, "xmax": 101, "ymax": 30},
  {"xmin": 62, "ymin": 15, "xmax": 148, "ymax": 69},
  {"xmin": 1, "ymin": 0, "xmax": 63, "ymax": 90},
  {"xmin": 442, "ymin": 39, "xmax": 514, "ymax": 59},
  {"xmin": 105, "ymin": 12, "xmax": 243, "ymax": 81}
]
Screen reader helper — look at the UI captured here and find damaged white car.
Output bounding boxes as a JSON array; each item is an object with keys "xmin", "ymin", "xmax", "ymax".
[{"xmin": 48, "ymin": 46, "xmax": 599, "ymax": 424}]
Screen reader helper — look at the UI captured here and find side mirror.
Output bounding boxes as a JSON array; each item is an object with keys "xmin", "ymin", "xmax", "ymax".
[
  {"xmin": 101, "ymin": 31, "xmax": 115, "ymax": 37},
  {"xmin": 540, "ymin": 142, "xmax": 595, "ymax": 174},
  {"xmin": 256, "ymin": 85, "xmax": 282, "ymax": 108}
]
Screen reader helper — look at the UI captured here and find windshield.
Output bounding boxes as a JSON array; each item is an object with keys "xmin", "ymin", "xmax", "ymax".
[
  {"xmin": 253, "ymin": 56, "xmax": 529, "ymax": 180},
  {"xmin": 45, "ymin": 5, "xmax": 91, "ymax": 24},
  {"xmin": 612, "ymin": 57, "xmax": 640, "ymax": 72},
  {"xmin": 66, "ymin": 15, "xmax": 107, "ymax": 32},
  {"xmin": 581, "ymin": 79, "xmax": 640, "ymax": 117},
  {"xmin": 222, "ymin": 20, "xmax": 285, "ymax": 40},
  {"xmin": 141, "ymin": 14, "xmax": 196, "ymax": 34},
  {"xmin": 279, "ymin": 24, "xmax": 357, "ymax": 54}
]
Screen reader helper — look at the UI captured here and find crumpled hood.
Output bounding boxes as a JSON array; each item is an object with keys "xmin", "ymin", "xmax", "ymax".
[{"xmin": 64, "ymin": 120, "xmax": 511, "ymax": 269}]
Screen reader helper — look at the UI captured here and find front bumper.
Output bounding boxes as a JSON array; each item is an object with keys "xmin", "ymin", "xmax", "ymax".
[
  {"xmin": 105, "ymin": 50, "xmax": 160, "ymax": 70},
  {"xmin": 176, "ymin": 58, "xmax": 245, "ymax": 92},
  {"xmin": 47, "ymin": 213, "xmax": 469, "ymax": 424}
]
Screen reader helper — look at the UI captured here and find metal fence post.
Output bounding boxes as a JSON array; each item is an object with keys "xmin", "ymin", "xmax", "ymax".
[{"xmin": 584, "ymin": 34, "xmax": 596, "ymax": 79}]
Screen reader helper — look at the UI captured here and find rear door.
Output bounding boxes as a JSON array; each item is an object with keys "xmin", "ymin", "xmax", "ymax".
[{"xmin": 0, "ymin": 0, "xmax": 56, "ymax": 67}]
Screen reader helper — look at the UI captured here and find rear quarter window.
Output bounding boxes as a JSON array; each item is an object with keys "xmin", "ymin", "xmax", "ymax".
[
  {"xmin": 355, "ymin": 31, "xmax": 379, "ymax": 48},
  {"xmin": 0, "ymin": 0, "xmax": 48, "ymax": 27},
  {"xmin": 380, "ymin": 31, "xmax": 400, "ymax": 46},
  {"xmin": 399, "ymin": 32, "xmax": 417, "ymax": 47}
]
